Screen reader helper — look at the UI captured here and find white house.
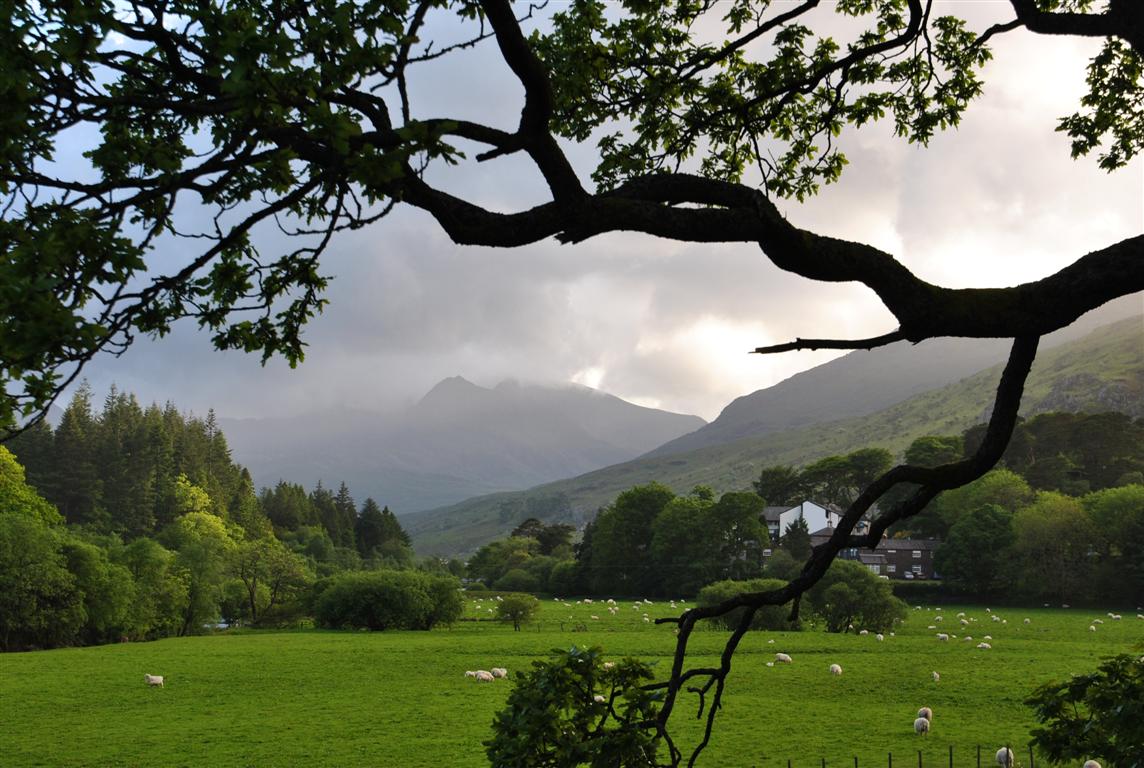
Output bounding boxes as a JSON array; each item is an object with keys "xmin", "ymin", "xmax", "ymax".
[{"xmin": 775, "ymin": 501, "xmax": 842, "ymax": 538}]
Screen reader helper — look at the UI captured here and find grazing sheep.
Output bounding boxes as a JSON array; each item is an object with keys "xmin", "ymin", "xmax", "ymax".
[
  {"xmin": 765, "ymin": 661, "xmax": 775, "ymax": 667},
  {"xmin": 931, "ymin": 671, "xmax": 940, "ymax": 682},
  {"xmin": 491, "ymin": 668, "xmax": 508, "ymax": 678},
  {"xmin": 1111, "ymin": 614, "xmax": 1121, "ymax": 620},
  {"xmin": 996, "ymin": 748, "xmax": 1014, "ymax": 767},
  {"xmin": 960, "ymin": 618, "xmax": 970, "ymax": 626},
  {"xmin": 775, "ymin": 653, "xmax": 793, "ymax": 664},
  {"xmin": 859, "ymin": 629, "xmax": 869, "ymax": 636},
  {"xmin": 475, "ymin": 670, "xmax": 495, "ymax": 682},
  {"xmin": 876, "ymin": 633, "xmax": 884, "ymax": 642},
  {"xmin": 934, "ymin": 615, "xmax": 944, "ymax": 622},
  {"xmin": 829, "ymin": 663, "xmax": 842, "ymax": 676},
  {"xmin": 590, "ymin": 615, "xmax": 599, "ymax": 620},
  {"xmin": 917, "ymin": 707, "xmax": 932, "ymax": 721},
  {"xmin": 936, "ymin": 633, "xmax": 949, "ymax": 641},
  {"xmin": 144, "ymin": 674, "xmax": 164, "ymax": 687},
  {"xmin": 602, "ymin": 661, "xmax": 615, "ymax": 670},
  {"xmin": 464, "ymin": 670, "xmax": 477, "ymax": 678},
  {"xmin": 1083, "ymin": 761, "xmax": 1101, "ymax": 768},
  {"xmin": 977, "ymin": 642, "xmax": 992, "ymax": 649},
  {"xmin": 1090, "ymin": 625, "xmax": 1097, "ymax": 632},
  {"xmin": 914, "ymin": 717, "xmax": 930, "ymax": 736},
  {"xmin": 1092, "ymin": 618, "xmax": 1104, "ymax": 624},
  {"xmin": 1023, "ymin": 618, "xmax": 1031, "ymax": 624},
  {"xmin": 593, "ymin": 694, "xmax": 607, "ymax": 703}
]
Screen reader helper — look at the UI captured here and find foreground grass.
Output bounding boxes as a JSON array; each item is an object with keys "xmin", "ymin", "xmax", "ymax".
[{"xmin": 2, "ymin": 600, "xmax": 1141, "ymax": 767}]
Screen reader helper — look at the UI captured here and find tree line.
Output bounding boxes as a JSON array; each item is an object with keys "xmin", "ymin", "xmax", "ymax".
[{"xmin": 0, "ymin": 385, "xmax": 461, "ymax": 651}]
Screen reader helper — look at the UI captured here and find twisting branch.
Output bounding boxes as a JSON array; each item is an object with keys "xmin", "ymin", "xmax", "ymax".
[
  {"xmin": 650, "ymin": 336, "xmax": 1040, "ymax": 765},
  {"xmin": 752, "ymin": 331, "xmax": 907, "ymax": 354}
]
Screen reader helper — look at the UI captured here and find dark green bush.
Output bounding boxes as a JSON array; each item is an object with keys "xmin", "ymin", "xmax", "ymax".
[
  {"xmin": 494, "ymin": 568, "xmax": 540, "ymax": 593},
  {"xmin": 695, "ymin": 578, "xmax": 795, "ymax": 631},
  {"xmin": 313, "ymin": 570, "xmax": 462, "ymax": 630},
  {"xmin": 806, "ymin": 560, "xmax": 908, "ymax": 632}
]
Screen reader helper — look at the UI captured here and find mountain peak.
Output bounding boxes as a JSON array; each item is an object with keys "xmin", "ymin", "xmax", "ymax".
[{"xmin": 418, "ymin": 376, "xmax": 483, "ymax": 404}]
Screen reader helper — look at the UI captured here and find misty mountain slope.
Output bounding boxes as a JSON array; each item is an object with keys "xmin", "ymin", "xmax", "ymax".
[
  {"xmin": 220, "ymin": 378, "xmax": 704, "ymax": 514},
  {"xmin": 406, "ymin": 314, "xmax": 1143, "ymax": 556},
  {"xmin": 648, "ymin": 294, "xmax": 1142, "ymax": 458}
]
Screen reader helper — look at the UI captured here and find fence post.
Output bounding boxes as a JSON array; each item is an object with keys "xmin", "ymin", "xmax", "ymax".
[
  {"xmin": 889, "ymin": 752, "xmax": 892, "ymax": 768},
  {"xmin": 949, "ymin": 745, "xmax": 953, "ymax": 768},
  {"xmin": 1029, "ymin": 746, "xmax": 1035, "ymax": 768},
  {"xmin": 977, "ymin": 746, "xmax": 981, "ymax": 768},
  {"xmin": 918, "ymin": 750, "xmax": 923, "ymax": 768},
  {"xmin": 823, "ymin": 758, "xmax": 827, "ymax": 768},
  {"xmin": 788, "ymin": 759, "xmax": 792, "ymax": 768},
  {"xmin": 855, "ymin": 756, "xmax": 859, "ymax": 768}
]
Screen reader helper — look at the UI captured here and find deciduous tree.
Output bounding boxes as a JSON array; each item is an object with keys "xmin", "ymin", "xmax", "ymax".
[{"xmin": 4, "ymin": 0, "xmax": 1143, "ymax": 760}]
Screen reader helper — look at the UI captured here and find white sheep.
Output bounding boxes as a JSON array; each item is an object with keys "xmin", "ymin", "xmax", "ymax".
[
  {"xmin": 1023, "ymin": 618, "xmax": 1031, "ymax": 624},
  {"xmin": 996, "ymin": 748, "xmax": 1014, "ymax": 767},
  {"xmin": 829, "ymin": 663, "xmax": 842, "ymax": 676},
  {"xmin": 984, "ymin": 635, "xmax": 992, "ymax": 640},
  {"xmin": 1083, "ymin": 760, "xmax": 1101, "ymax": 768},
  {"xmin": 936, "ymin": 633, "xmax": 949, "ymax": 641},
  {"xmin": 914, "ymin": 717, "xmax": 930, "ymax": 736},
  {"xmin": 931, "ymin": 671, "xmax": 940, "ymax": 682},
  {"xmin": 917, "ymin": 706, "xmax": 932, "ymax": 721},
  {"xmin": 765, "ymin": 661, "xmax": 775, "ymax": 667},
  {"xmin": 859, "ymin": 629, "xmax": 869, "ymax": 636},
  {"xmin": 775, "ymin": 652, "xmax": 792, "ymax": 664},
  {"xmin": 593, "ymin": 694, "xmax": 607, "ymax": 703},
  {"xmin": 1092, "ymin": 618, "xmax": 1104, "ymax": 624},
  {"xmin": 876, "ymin": 633, "xmax": 884, "ymax": 642},
  {"xmin": 491, "ymin": 667, "xmax": 508, "ymax": 678},
  {"xmin": 474, "ymin": 670, "xmax": 495, "ymax": 682},
  {"xmin": 977, "ymin": 642, "xmax": 992, "ymax": 649},
  {"xmin": 464, "ymin": 670, "xmax": 477, "ymax": 678},
  {"xmin": 144, "ymin": 674, "xmax": 164, "ymax": 687},
  {"xmin": 1090, "ymin": 625, "xmax": 1097, "ymax": 632}
]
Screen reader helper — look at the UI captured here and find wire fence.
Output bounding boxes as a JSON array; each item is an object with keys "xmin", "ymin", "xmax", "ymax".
[{"xmin": 774, "ymin": 745, "xmax": 1035, "ymax": 768}]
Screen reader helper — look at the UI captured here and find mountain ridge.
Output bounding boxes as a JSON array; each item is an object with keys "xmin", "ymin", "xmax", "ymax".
[
  {"xmin": 404, "ymin": 312, "xmax": 1143, "ymax": 556},
  {"xmin": 220, "ymin": 379, "xmax": 705, "ymax": 514}
]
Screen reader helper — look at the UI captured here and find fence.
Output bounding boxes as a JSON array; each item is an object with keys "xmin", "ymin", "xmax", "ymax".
[{"xmin": 775, "ymin": 745, "xmax": 1036, "ymax": 768}]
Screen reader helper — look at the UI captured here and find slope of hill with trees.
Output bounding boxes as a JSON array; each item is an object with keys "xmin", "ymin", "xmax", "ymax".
[{"xmin": 407, "ymin": 317, "xmax": 1142, "ymax": 555}]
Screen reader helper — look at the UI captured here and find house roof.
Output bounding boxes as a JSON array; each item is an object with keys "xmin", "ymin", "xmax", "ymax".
[
  {"xmin": 762, "ymin": 506, "xmax": 789, "ymax": 523},
  {"xmin": 879, "ymin": 538, "xmax": 942, "ymax": 552}
]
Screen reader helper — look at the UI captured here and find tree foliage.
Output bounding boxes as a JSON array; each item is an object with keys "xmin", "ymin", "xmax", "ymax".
[
  {"xmin": 486, "ymin": 646, "xmax": 661, "ymax": 767},
  {"xmin": 3, "ymin": 0, "xmax": 1144, "ymax": 760},
  {"xmin": 1026, "ymin": 653, "xmax": 1144, "ymax": 768},
  {"xmin": 496, "ymin": 592, "xmax": 540, "ymax": 631}
]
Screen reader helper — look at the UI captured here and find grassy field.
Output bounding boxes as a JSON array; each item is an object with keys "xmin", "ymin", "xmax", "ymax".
[{"xmin": 2, "ymin": 599, "xmax": 1142, "ymax": 767}]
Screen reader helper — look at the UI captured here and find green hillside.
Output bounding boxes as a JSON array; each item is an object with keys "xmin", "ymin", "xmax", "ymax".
[{"xmin": 406, "ymin": 317, "xmax": 1143, "ymax": 556}]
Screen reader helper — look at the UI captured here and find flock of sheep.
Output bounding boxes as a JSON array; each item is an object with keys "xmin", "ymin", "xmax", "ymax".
[{"xmin": 464, "ymin": 667, "xmax": 508, "ymax": 683}]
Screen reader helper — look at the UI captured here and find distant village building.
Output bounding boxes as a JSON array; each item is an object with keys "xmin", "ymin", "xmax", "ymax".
[
  {"xmin": 761, "ymin": 501, "xmax": 843, "ymax": 540},
  {"xmin": 809, "ymin": 527, "xmax": 942, "ymax": 580}
]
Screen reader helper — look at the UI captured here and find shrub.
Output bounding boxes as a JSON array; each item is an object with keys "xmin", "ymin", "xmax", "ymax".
[
  {"xmin": 806, "ymin": 560, "xmax": 908, "ymax": 632},
  {"xmin": 312, "ymin": 570, "xmax": 462, "ymax": 630},
  {"xmin": 496, "ymin": 593, "xmax": 540, "ymax": 631},
  {"xmin": 1027, "ymin": 653, "xmax": 1144, "ymax": 767},
  {"xmin": 695, "ymin": 578, "xmax": 796, "ymax": 631},
  {"xmin": 546, "ymin": 560, "xmax": 580, "ymax": 596},
  {"xmin": 494, "ymin": 568, "xmax": 540, "ymax": 593},
  {"xmin": 485, "ymin": 646, "xmax": 661, "ymax": 766}
]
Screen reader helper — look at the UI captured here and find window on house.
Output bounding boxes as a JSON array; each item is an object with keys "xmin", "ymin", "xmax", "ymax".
[
  {"xmin": 912, "ymin": 564, "xmax": 923, "ymax": 574},
  {"xmin": 868, "ymin": 565, "xmax": 880, "ymax": 574},
  {"xmin": 912, "ymin": 550, "xmax": 922, "ymax": 558},
  {"xmin": 886, "ymin": 549, "xmax": 896, "ymax": 554},
  {"xmin": 887, "ymin": 564, "xmax": 896, "ymax": 573}
]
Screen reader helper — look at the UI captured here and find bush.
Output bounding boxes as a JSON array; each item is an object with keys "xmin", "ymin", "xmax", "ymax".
[
  {"xmin": 1027, "ymin": 653, "xmax": 1143, "ymax": 767},
  {"xmin": 485, "ymin": 646, "xmax": 661, "ymax": 766},
  {"xmin": 546, "ymin": 560, "xmax": 580, "ymax": 596},
  {"xmin": 806, "ymin": 560, "xmax": 908, "ymax": 632},
  {"xmin": 695, "ymin": 578, "xmax": 796, "ymax": 631},
  {"xmin": 496, "ymin": 593, "xmax": 540, "ymax": 631},
  {"xmin": 494, "ymin": 568, "xmax": 540, "ymax": 593},
  {"xmin": 312, "ymin": 570, "xmax": 463, "ymax": 630}
]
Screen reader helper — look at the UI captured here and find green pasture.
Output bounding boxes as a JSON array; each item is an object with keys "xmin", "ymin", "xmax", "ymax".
[{"xmin": 2, "ymin": 599, "xmax": 1141, "ymax": 767}]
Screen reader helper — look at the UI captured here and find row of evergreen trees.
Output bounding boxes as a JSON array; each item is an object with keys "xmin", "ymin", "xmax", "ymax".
[
  {"xmin": 9, "ymin": 384, "xmax": 411, "ymax": 562},
  {"xmin": 0, "ymin": 385, "xmax": 445, "ymax": 651}
]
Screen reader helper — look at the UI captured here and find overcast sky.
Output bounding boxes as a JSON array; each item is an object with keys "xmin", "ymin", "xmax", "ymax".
[{"xmin": 78, "ymin": 3, "xmax": 1143, "ymax": 423}]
